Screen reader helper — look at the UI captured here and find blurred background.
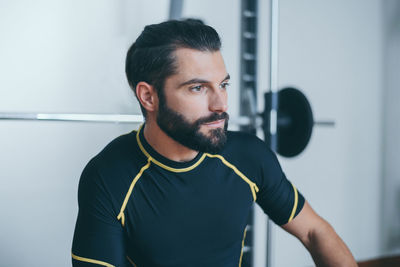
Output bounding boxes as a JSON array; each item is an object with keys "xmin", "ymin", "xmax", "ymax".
[{"xmin": 0, "ymin": 0, "xmax": 399, "ymax": 266}]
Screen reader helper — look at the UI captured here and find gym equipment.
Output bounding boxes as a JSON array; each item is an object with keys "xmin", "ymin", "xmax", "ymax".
[
  {"xmin": 264, "ymin": 87, "xmax": 313, "ymax": 158},
  {"xmin": 0, "ymin": 87, "xmax": 333, "ymax": 158}
]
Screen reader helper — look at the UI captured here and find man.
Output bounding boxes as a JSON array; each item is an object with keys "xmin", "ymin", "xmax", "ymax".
[{"xmin": 72, "ymin": 19, "xmax": 357, "ymax": 267}]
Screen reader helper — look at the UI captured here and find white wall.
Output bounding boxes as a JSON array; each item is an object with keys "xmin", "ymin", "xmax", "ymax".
[
  {"xmin": 269, "ymin": 0, "xmax": 384, "ymax": 266},
  {"xmin": 0, "ymin": 0, "xmax": 395, "ymax": 266}
]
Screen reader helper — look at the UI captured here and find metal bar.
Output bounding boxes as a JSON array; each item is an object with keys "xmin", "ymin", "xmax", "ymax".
[
  {"xmin": 0, "ymin": 112, "xmax": 334, "ymax": 129},
  {"xmin": 267, "ymin": 0, "xmax": 280, "ymax": 266},
  {"xmin": 169, "ymin": 0, "xmax": 184, "ymax": 20},
  {"xmin": 0, "ymin": 113, "xmax": 144, "ymax": 124},
  {"xmin": 269, "ymin": 0, "xmax": 279, "ymax": 143},
  {"xmin": 314, "ymin": 121, "xmax": 335, "ymax": 126},
  {"xmin": 243, "ymin": 10, "xmax": 256, "ymax": 18},
  {"xmin": 0, "ymin": 112, "xmax": 257, "ymax": 127},
  {"xmin": 243, "ymin": 53, "xmax": 256, "ymax": 60}
]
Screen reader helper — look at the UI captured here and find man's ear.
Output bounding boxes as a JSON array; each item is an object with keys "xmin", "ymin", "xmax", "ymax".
[{"xmin": 136, "ymin": 82, "xmax": 159, "ymax": 113}]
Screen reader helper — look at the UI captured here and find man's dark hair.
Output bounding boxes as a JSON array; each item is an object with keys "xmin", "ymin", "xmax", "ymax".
[{"xmin": 125, "ymin": 19, "xmax": 222, "ymax": 116}]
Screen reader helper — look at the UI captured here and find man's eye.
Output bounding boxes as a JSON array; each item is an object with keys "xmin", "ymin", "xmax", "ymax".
[
  {"xmin": 190, "ymin": 85, "xmax": 203, "ymax": 92},
  {"xmin": 220, "ymin": 82, "xmax": 230, "ymax": 89}
]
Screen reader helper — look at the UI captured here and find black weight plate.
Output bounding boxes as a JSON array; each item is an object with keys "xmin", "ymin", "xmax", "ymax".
[{"xmin": 277, "ymin": 87, "xmax": 314, "ymax": 157}]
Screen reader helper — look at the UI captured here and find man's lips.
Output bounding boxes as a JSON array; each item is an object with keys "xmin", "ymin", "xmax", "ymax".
[{"xmin": 203, "ymin": 119, "xmax": 225, "ymax": 128}]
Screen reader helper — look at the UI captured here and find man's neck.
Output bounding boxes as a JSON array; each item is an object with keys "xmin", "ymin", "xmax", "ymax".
[{"xmin": 142, "ymin": 120, "xmax": 199, "ymax": 162}]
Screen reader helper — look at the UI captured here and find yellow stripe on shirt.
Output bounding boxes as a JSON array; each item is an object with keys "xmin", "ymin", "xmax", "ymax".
[
  {"xmin": 238, "ymin": 227, "xmax": 247, "ymax": 267},
  {"xmin": 136, "ymin": 125, "xmax": 207, "ymax": 173},
  {"xmin": 287, "ymin": 183, "xmax": 299, "ymax": 223},
  {"xmin": 117, "ymin": 159, "xmax": 151, "ymax": 227},
  {"xmin": 71, "ymin": 252, "xmax": 115, "ymax": 267},
  {"xmin": 205, "ymin": 153, "xmax": 259, "ymax": 201}
]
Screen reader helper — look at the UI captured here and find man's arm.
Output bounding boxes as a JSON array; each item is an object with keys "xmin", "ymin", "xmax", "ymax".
[
  {"xmin": 72, "ymin": 160, "xmax": 130, "ymax": 266},
  {"xmin": 282, "ymin": 201, "xmax": 357, "ymax": 267}
]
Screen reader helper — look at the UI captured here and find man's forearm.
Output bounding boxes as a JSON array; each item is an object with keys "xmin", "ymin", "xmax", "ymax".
[
  {"xmin": 282, "ymin": 201, "xmax": 357, "ymax": 266},
  {"xmin": 305, "ymin": 220, "xmax": 357, "ymax": 267}
]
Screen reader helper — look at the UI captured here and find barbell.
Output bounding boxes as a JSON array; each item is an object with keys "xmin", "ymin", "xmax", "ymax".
[{"xmin": 0, "ymin": 87, "xmax": 333, "ymax": 158}]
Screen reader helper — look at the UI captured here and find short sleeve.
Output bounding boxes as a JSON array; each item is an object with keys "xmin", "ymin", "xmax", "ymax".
[
  {"xmin": 255, "ymin": 145, "xmax": 305, "ymax": 225},
  {"xmin": 71, "ymin": 159, "xmax": 130, "ymax": 266}
]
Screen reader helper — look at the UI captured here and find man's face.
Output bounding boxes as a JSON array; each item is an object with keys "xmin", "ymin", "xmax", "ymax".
[{"xmin": 156, "ymin": 48, "xmax": 230, "ymax": 154}]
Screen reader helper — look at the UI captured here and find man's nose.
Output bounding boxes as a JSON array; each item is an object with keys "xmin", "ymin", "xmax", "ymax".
[{"xmin": 209, "ymin": 89, "xmax": 228, "ymax": 113}]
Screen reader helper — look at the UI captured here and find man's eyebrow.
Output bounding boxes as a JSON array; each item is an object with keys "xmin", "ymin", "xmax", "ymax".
[
  {"xmin": 178, "ymin": 73, "xmax": 230, "ymax": 88},
  {"xmin": 221, "ymin": 74, "xmax": 230, "ymax": 82}
]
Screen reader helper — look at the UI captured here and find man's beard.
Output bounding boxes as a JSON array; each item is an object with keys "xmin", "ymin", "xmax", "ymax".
[{"xmin": 156, "ymin": 99, "xmax": 229, "ymax": 154}]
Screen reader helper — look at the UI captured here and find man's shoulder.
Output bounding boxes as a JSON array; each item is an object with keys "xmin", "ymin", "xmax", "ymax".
[
  {"xmin": 223, "ymin": 130, "xmax": 276, "ymax": 163},
  {"xmin": 83, "ymin": 130, "xmax": 145, "ymax": 176},
  {"xmin": 98, "ymin": 130, "xmax": 137, "ymax": 158},
  {"xmin": 78, "ymin": 130, "xmax": 146, "ymax": 196},
  {"xmin": 226, "ymin": 130, "xmax": 265, "ymax": 149}
]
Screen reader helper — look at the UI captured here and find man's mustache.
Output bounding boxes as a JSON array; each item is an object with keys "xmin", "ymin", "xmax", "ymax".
[{"xmin": 196, "ymin": 112, "xmax": 229, "ymax": 125}]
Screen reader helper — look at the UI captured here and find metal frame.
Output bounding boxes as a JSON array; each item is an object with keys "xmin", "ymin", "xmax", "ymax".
[
  {"xmin": 240, "ymin": 0, "xmax": 259, "ymax": 134},
  {"xmin": 169, "ymin": 0, "xmax": 184, "ymax": 20},
  {"xmin": 239, "ymin": 0, "xmax": 259, "ymax": 265},
  {"xmin": 0, "ymin": 113, "xmax": 144, "ymax": 123},
  {"xmin": 266, "ymin": 1, "xmax": 280, "ymax": 266}
]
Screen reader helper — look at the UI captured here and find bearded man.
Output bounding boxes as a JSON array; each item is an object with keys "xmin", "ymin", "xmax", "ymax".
[{"xmin": 71, "ymin": 19, "xmax": 356, "ymax": 267}]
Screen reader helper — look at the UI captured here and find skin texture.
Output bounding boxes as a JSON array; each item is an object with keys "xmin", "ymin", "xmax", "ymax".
[{"xmin": 135, "ymin": 47, "xmax": 357, "ymax": 266}]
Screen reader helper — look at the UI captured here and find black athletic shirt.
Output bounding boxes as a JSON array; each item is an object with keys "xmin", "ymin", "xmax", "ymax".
[{"xmin": 71, "ymin": 125, "xmax": 305, "ymax": 267}]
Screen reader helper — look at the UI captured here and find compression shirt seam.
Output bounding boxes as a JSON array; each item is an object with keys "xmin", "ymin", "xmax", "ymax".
[
  {"xmin": 287, "ymin": 183, "xmax": 299, "ymax": 223},
  {"xmin": 238, "ymin": 227, "xmax": 247, "ymax": 267},
  {"xmin": 136, "ymin": 124, "xmax": 207, "ymax": 173},
  {"xmin": 71, "ymin": 252, "xmax": 115, "ymax": 267},
  {"xmin": 117, "ymin": 159, "xmax": 151, "ymax": 227},
  {"xmin": 205, "ymin": 153, "xmax": 259, "ymax": 201}
]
